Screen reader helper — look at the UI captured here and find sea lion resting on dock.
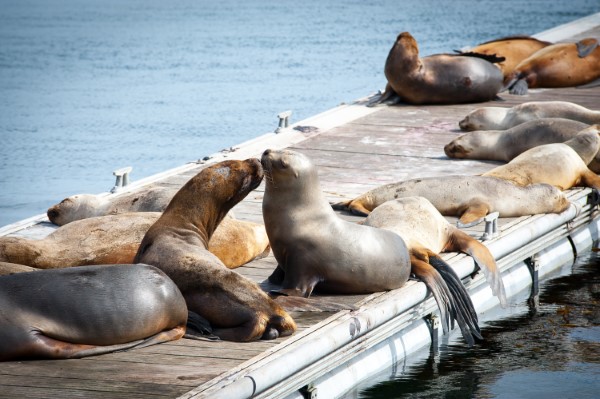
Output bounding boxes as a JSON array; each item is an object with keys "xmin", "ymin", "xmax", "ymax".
[
  {"xmin": 0, "ymin": 209, "xmax": 270, "ymax": 270},
  {"xmin": 0, "ymin": 264, "xmax": 188, "ymax": 361},
  {"xmin": 261, "ymin": 149, "xmax": 498, "ymax": 345},
  {"xmin": 332, "ymin": 175, "xmax": 570, "ymax": 228},
  {"xmin": 134, "ymin": 159, "xmax": 296, "ymax": 342},
  {"xmin": 482, "ymin": 125, "xmax": 600, "ymax": 190},
  {"xmin": 505, "ymin": 38, "xmax": 600, "ymax": 95},
  {"xmin": 378, "ymin": 32, "xmax": 503, "ymax": 105},
  {"xmin": 47, "ymin": 185, "xmax": 176, "ymax": 226},
  {"xmin": 459, "ymin": 101, "xmax": 600, "ymax": 131},
  {"xmin": 364, "ymin": 197, "xmax": 509, "ymax": 341},
  {"xmin": 445, "ymin": 118, "xmax": 592, "ymax": 163},
  {"xmin": 460, "ymin": 35, "xmax": 551, "ymax": 79}
]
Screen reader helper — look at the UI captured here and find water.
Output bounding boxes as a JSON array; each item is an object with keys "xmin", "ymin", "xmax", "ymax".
[
  {"xmin": 1, "ymin": 0, "xmax": 599, "ymax": 226},
  {"xmin": 355, "ymin": 251, "xmax": 600, "ymax": 399}
]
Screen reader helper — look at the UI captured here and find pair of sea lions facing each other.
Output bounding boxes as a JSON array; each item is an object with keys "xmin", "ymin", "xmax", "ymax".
[
  {"xmin": 446, "ymin": 119, "xmax": 600, "ymax": 173},
  {"xmin": 1, "ymin": 159, "xmax": 297, "ymax": 361},
  {"xmin": 262, "ymin": 149, "xmax": 508, "ymax": 345}
]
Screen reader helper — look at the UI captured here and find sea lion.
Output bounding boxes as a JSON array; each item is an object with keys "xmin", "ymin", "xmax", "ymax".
[
  {"xmin": 261, "ymin": 149, "xmax": 487, "ymax": 345},
  {"xmin": 332, "ymin": 175, "xmax": 570, "ymax": 227},
  {"xmin": 0, "ymin": 264, "xmax": 187, "ymax": 361},
  {"xmin": 0, "ymin": 261, "xmax": 37, "ymax": 275},
  {"xmin": 505, "ymin": 38, "xmax": 600, "ymax": 95},
  {"xmin": 363, "ymin": 196, "xmax": 507, "ymax": 306},
  {"xmin": 0, "ymin": 210, "xmax": 270, "ymax": 270},
  {"xmin": 379, "ymin": 32, "xmax": 503, "ymax": 105},
  {"xmin": 47, "ymin": 185, "xmax": 176, "ymax": 226},
  {"xmin": 134, "ymin": 159, "xmax": 296, "ymax": 342},
  {"xmin": 459, "ymin": 101, "xmax": 600, "ymax": 131},
  {"xmin": 482, "ymin": 125, "xmax": 600, "ymax": 190},
  {"xmin": 461, "ymin": 36, "xmax": 551, "ymax": 79},
  {"xmin": 445, "ymin": 118, "xmax": 590, "ymax": 162}
]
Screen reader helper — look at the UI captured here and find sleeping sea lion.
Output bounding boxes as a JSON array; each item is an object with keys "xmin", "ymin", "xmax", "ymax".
[
  {"xmin": 505, "ymin": 38, "xmax": 600, "ymax": 94},
  {"xmin": 0, "ymin": 264, "xmax": 187, "ymax": 361},
  {"xmin": 459, "ymin": 101, "xmax": 600, "ymax": 131},
  {"xmin": 332, "ymin": 175, "xmax": 570, "ymax": 227}
]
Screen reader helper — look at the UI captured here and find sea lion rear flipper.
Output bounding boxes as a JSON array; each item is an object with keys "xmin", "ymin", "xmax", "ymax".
[
  {"xmin": 369, "ymin": 84, "xmax": 401, "ymax": 107},
  {"xmin": 576, "ymin": 38, "xmax": 599, "ymax": 58},
  {"xmin": 457, "ymin": 201, "xmax": 489, "ymax": 228},
  {"xmin": 580, "ymin": 169, "xmax": 600, "ymax": 191},
  {"xmin": 449, "ymin": 229, "xmax": 508, "ymax": 307},
  {"xmin": 410, "ymin": 254, "xmax": 481, "ymax": 346}
]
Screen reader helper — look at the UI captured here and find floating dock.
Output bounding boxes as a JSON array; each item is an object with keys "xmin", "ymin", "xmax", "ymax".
[{"xmin": 1, "ymin": 14, "xmax": 600, "ymax": 399}]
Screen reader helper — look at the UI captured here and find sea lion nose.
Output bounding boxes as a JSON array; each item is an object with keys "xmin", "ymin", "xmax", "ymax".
[{"xmin": 262, "ymin": 149, "xmax": 271, "ymax": 157}]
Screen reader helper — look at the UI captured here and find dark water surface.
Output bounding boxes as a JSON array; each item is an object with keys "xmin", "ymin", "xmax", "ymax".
[
  {"xmin": 1, "ymin": 0, "xmax": 599, "ymax": 226},
  {"xmin": 355, "ymin": 251, "xmax": 600, "ymax": 399}
]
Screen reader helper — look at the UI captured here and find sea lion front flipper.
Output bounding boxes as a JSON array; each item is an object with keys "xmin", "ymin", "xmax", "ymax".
[
  {"xmin": 185, "ymin": 311, "xmax": 220, "ymax": 341},
  {"xmin": 457, "ymin": 200, "xmax": 489, "ymax": 228},
  {"xmin": 509, "ymin": 79, "xmax": 529, "ymax": 95},
  {"xmin": 448, "ymin": 229, "xmax": 508, "ymax": 307},
  {"xmin": 576, "ymin": 38, "xmax": 599, "ymax": 58},
  {"xmin": 268, "ymin": 264, "xmax": 285, "ymax": 284},
  {"xmin": 331, "ymin": 199, "xmax": 371, "ymax": 216}
]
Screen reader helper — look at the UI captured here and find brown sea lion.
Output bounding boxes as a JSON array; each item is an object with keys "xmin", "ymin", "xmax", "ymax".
[
  {"xmin": 482, "ymin": 126, "xmax": 600, "ymax": 190},
  {"xmin": 445, "ymin": 118, "xmax": 590, "ymax": 162},
  {"xmin": 459, "ymin": 101, "xmax": 600, "ymax": 131},
  {"xmin": 462, "ymin": 35, "xmax": 551, "ymax": 78},
  {"xmin": 47, "ymin": 185, "xmax": 176, "ymax": 226},
  {"xmin": 332, "ymin": 175, "xmax": 570, "ymax": 228},
  {"xmin": 134, "ymin": 159, "xmax": 296, "ymax": 342},
  {"xmin": 363, "ymin": 196, "xmax": 507, "ymax": 306},
  {"xmin": 0, "ymin": 264, "xmax": 187, "ymax": 361},
  {"xmin": 379, "ymin": 32, "xmax": 503, "ymax": 105},
  {"xmin": 505, "ymin": 38, "xmax": 600, "ymax": 95},
  {"xmin": 262, "ymin": 149, "xmax": 484, "ymax": 345},
  {"xmin": 1, "ymin": 210, "xmax": 270, "ymax": 270},
  {"xmin": 0, "ymin": 261, "xmax": 37, "ymax": 275}
]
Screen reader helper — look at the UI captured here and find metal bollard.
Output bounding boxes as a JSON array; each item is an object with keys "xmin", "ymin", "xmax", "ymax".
[
  {"xmin": 275, "ymin": 110, "xmax": 292, "ymax": 133},
  {"xmin": 481, "ymin": 212, "xmax": 499, "ymax": 241},
  {"xmin": 111, "ymin": 166, "xmax": 132, "ymax": 193}
]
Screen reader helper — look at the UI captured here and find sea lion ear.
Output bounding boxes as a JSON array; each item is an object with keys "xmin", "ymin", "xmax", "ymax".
[{"xmin": 576, "ymin": 38, "xmax": 598, "ymax": 58}]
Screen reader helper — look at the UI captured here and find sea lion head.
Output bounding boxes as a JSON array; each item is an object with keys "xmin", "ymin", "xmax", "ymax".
[
  {"xmin": 47, "ymin": 194, "xmax": 102, "ymax": 226},
  {"xmin": 261, "ymin": 149, "xmax": 316, "ymax": 190},
  {"xmin": 459, "ymin": 107, "xmax": 507, "ymax": 131},
  {"xmin": 395, "ymin": 32, "xmax": 419, "ymax": 56},
  {"xmin": 444, "ymin": 133, "xmax": 482, "ymax": 159}
]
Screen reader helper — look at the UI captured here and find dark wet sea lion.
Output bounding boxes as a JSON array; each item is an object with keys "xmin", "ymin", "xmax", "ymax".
[
  {"xmin": 380, "ymin": 32, "xmax": 503, "ymax": 105},
  {"xmin": 505, "ymin": 38, "xmax": 600, "ymax": 95},
  {"xmin": 332, "ymin": 175, "xmax": 570, "ymax": 227},
  {"xmin": 458, "ymin": 101, "xmax": 600, "ymax": 131},
  {"xmin": 134, "ymin": 159, "xmax": 296, "ymax": 342},
  {"xmin": 262, "ymin": 149, "xmax": 485, "ymax": 345},
  {"xmin": 0, "ymin": 264, "xmax": 187, "ymax": 361}
]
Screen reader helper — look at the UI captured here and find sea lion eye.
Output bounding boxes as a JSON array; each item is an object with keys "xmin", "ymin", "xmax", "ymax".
[{"xmin": 280, "ymin": 159, "xmax": 288, "ymax": 168}]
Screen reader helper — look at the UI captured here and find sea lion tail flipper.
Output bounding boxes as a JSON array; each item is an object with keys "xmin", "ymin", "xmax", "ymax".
[
  {"xmin": 450, "ymin": 230, "xmax": 508, "ymax": 307},
  {"xmin": 185, "ymin": 311, "xmax": 220, "ymax": 341},
  {"xmin": 457, "ymin": 201, "xmax": 489, "ymax": 228},
  {"xmin": 576, "ymin": 38, "xmax": 599, "ymax": 58},
  {"xmin": 428, "ymin": 255, "xmax": 483, "ymax": 345},
  {"xmin": 411, "ymin": 255, "xmax": 481, "ymax": 346}
]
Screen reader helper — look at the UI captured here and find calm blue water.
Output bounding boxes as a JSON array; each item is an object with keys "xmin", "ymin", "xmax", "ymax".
[
  {"xmin": 1, "ymin": 0, "xmax": 598, "ymax": 226},
  {"xmin": 355, "ymin": 251, "xmax": 600, "ymax": 399}
]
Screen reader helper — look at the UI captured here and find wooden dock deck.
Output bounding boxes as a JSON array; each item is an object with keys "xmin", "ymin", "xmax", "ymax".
[{"xmin": 1, "ymin": 16, "xmax": 600, "ymax": 399}]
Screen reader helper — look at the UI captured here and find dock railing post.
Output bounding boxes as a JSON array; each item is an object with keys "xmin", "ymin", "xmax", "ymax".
[
  {"xmin": 525, "ymin": 254, "xmax": 540, "ymax": 313},
  {"xmin": 426, "ymin": 313, "xmax": 440, "ymax": 355},
  {"xmin": 275, "ymin": 110, "xmax": 292, "ymax": 133},
  {"xmin": 111, "ymin": 167, "xmax": 132, "ymax": 193}
]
